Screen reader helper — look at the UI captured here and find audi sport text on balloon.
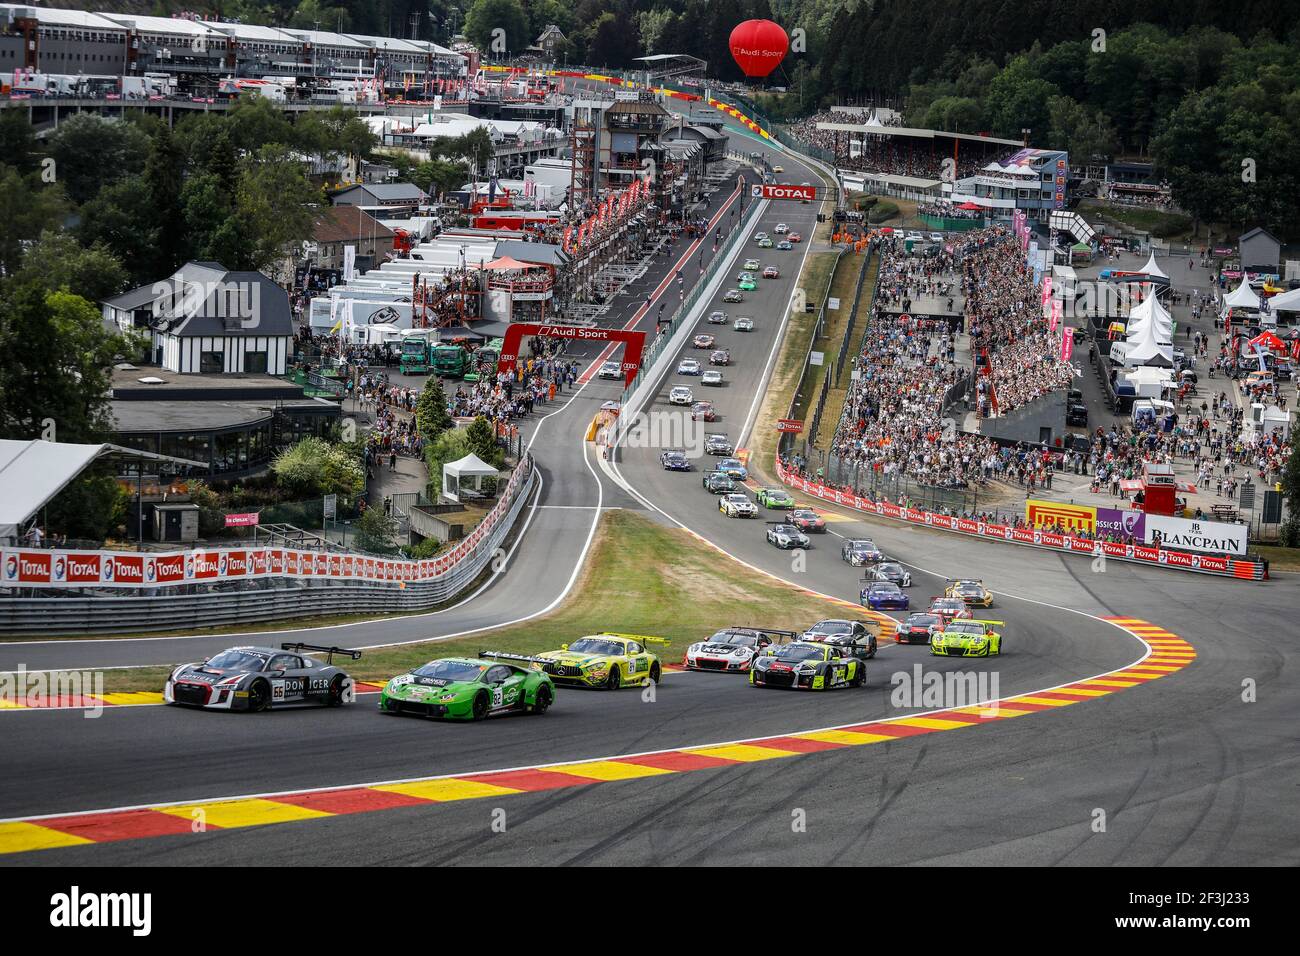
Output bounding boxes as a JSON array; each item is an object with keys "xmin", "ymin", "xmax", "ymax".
[{"xmin": 729, "ymin": 19, "xmax": 789, "ymax": 78}]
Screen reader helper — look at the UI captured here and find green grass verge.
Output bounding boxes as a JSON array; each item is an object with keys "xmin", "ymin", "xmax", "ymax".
[
  {"xmin": 65, "ymin": 510, "xmax": 876, "ymax": 694},
  {"xmin": 1250, "ymin": 545, "xmax": 1300, "ymax": 573},
  {"xmin": 1082, "ymin": 203, "xmax": 1194, "ymax": 240}
]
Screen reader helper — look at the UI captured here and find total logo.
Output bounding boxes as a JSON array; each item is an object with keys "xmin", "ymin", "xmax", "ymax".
[
  {"xmin": 103, "ymin": 560, "xmax": 115, "ymax": 582},
  {"xmin": 145, "ymin": 558, "xmax": 156, "ymax": 582},
  {"xmin": 185, "ymin": 553, "xmax": 196, "ymax": 578},
  {"xmin": 4, "ymin": 555, "xmax": 17, "ymax": 580},
  {"xmin": 218, "ymin": 554, "xmax": 229, "ymax": 575},
  {"xmin": 53, "ymin": 556, "xmax": 67, "ymax": 581}
]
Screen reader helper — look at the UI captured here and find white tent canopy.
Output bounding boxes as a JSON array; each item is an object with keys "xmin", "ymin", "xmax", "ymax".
[
  {"xmin": 1139, "ymin": 251, "xmax": 1168, "ymax": 280},
  {"xmin": 442, "ymin": 453, "xmax": 499, "ymax": 503},
  {"xmin": 1222, "ymin": 277, "xmax": 1263, "ymax": 312},
  {"xmin": 1123, "ymin": 317, "xmax": 1174, "ymax": 367},
  {"xmin": 1126, "ymin": 295, "xmax": 1173, "ymax": 344},
  {"xmin": 1267, "ymin": 286, "xmax": 1300, "ymax": 312}
]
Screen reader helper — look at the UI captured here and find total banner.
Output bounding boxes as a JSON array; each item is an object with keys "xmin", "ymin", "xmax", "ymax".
[
  {"xmin": 1, "ymin": 460, "xmax": 529, "ymax": 590},
  {"xmin": 775, "ymin": 460, "xmax": 1256, "ymax": 578}
]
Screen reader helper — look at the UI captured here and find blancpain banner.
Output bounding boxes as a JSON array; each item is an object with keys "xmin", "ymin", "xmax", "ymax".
[{"xmin": 1144, "ymin": 514, "xmax": 1247, "ymax": 555}]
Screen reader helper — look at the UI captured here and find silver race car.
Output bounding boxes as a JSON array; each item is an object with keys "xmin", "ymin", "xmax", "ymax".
[{"xmin": 165, "ymin": 643, "xmax": 360, "ymax": 712}]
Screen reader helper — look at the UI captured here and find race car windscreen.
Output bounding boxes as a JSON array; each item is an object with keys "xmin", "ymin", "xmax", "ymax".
[
  {"xmin": 205, "ymin": 650, "xmax": 269, "ymax": 671},
  {"xmin": 711, "ymin": 630, "xmax": 759, "ymax": 646},
  {"xmin": 907, "ymin": 614, "xmax": 939, "ymax": 627},
  {"xmin": 808, "ymin": 621, "xmax": 852, "ymax": 636},
  {"xmin": 413, "ymin": 660, "xmax": 485, "ymax": 682},
  {"xmin": 567, "ymin": 638, "xmax": 624, "ymax": 655},
  {"xmin": 774, "ymin": 645, "xmax": 824, "ymax": 661},
  {"xmin": 943, "ymin": 623, "xmax": 985, "ymax": 636}
]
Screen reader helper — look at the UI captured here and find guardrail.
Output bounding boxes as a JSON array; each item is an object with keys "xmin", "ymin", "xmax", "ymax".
[
  {"xmin": 614, "ymin": 179, "xmax": 764, "ymax": 420},
  {"xmin": 772, "ymin": 456, "xmax": 1265, "ymax": 580},
  {"xmin": 0, "ymin": 457, "xmax": 537, "ymax": 633}
]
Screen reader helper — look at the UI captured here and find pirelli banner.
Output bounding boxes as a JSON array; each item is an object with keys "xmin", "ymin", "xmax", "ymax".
[
  {"xmin": 773, "ymin": 461, "xmax": 1263, "ymax": 580},
  {"xmin": 1, "ymin": 459, "xmax": 531, "ymax": 590}
]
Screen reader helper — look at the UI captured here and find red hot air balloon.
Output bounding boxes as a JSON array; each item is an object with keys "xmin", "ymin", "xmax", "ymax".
[{"xmin": 729, "ymin": 19, "xmax": 788, "ymax": 78}]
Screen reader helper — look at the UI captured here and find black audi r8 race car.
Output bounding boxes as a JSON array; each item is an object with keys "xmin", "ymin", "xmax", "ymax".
[
  {"xmin": 165, "ymin": 643, "xmax": 361, "ymax": 712},
  {"xmin": 801, "ymin": 619, "xmax": 878, "ymax": 659},
  {"xmin": 750, "ymin": 641, "xmax": 866, "ymax": 690}
]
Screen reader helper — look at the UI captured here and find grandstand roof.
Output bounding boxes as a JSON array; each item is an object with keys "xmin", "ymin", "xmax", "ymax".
[
  {"xmin": 281, "ymin": 27, "xmax": 369, "ymax": 51},
  {"xmin": 101, "ymin": 14, "xmax": 222, "ymax": 37},
  {"xmin": 816, "ymin": 122, "xmax": 1023, "ymax": 148},
  {"xmin": 0, "ymin": 5, "xmax": 123, "ymax": 30}
]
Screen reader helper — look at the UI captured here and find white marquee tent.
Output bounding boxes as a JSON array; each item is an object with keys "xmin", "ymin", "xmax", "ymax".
[
  {"xmin": 441, "ymin": 453, "xmax": 499, "ymax": 503},
  {"xmin": 1126, "ymin": 295, "xmax": 1173, "ymax": 344}
]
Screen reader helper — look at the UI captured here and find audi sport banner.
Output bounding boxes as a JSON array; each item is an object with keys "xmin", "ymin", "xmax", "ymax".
[
  {"xmin": 2, "ymin": 461, "xmax": 530, "ymax": 590},
  {"xmin": 774, "ymin": 459, "xmax": 1260, "ymax": 579}
]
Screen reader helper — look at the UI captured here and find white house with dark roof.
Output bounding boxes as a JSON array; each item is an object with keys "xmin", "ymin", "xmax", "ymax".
[{"xmin": 102, "ymin": 262, "xmax": 294, "ymax": 376}]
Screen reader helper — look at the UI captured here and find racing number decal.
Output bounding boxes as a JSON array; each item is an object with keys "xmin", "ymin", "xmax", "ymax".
[{"xmin": 492, "ymin": 687, "xmax": 504, "ymax": 708}]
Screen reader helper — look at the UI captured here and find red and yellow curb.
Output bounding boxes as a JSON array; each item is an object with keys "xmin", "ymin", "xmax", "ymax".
[
  {"xmin": 0, "ymin": 619, "xmax": 1191, "ymax": 856},
  {"xmin": 0, "ymin": 682, "xmax": 390, "ymax": 711}
]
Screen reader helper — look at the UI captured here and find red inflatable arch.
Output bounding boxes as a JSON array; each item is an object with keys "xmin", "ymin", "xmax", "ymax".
[{"xmin": 497, "ymin": 323, "xmax": 646, "ymax": 387}]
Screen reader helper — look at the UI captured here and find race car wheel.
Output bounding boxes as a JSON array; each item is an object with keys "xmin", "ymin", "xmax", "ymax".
[
  {"xmin": 649, "ymin": 662, "xmax": 661, "ymax": 684},
  {"xmin": 867, "ymin": 637, "xmax": 878, "ymax": 659},
  {"xmin": 530, "ymin": 684, "xmax": 552, "ymax": 715},
  {"xmin": 249, "ymin": 679, "xmax": 270, "ymax": 713},
  {"xmin": 472, "ymin": 690, "xmax": 490, "ymax": 720},
  {"xmin": 327, "ymin": 674, "xmax": 345, "ymax": 707},
  {"xmin": 605, "ymin": 668, "xmax": 621, "ymax": 691},
  {"xmin": 852, "ymin": 664, "xmax": 867, "ymax": 687}
]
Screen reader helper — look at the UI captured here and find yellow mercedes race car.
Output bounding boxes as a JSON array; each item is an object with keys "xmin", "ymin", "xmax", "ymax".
[
  {"xmin": 535, "ymin": 632, "xmax": 670, "ymax": 689},
  {"xmin": 945, "ymin": 578, "xmax": 994, "ymax": 607}
]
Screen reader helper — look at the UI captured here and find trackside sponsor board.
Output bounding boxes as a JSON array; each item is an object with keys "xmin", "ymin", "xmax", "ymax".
[
  {"xmin": 1145, "ymin": 514, "xmax": 1247, "ymax": 556},
  {"xmin": 0, "ymin": 461, "xmax": 530, "ymax": 589},
  {"xmin": 774, "ymin": 459, "xmax": 1257, "ymax": 578}
]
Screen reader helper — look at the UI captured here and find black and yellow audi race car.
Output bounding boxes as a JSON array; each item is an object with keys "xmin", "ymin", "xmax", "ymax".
[
  {"xmin": 945, "ymin": 578, "xmax": 994, "ymax": 607},
  {"xmin": 750, "ymin": 641, "xmax": 866, "ymax": 690},
  {"xmin": 535, "ymin": 633, "xmax": 669, "ymax": 689},
  {"xmin": 930, "ymin": 619, "xmax": 1005, "ymax": 657}
]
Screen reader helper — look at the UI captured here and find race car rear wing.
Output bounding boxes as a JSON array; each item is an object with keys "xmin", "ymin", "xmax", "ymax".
[
  {"xmin": 719, "ymin": 626, "xmax": 799, "ymax": 644},
  {"xmin": 600, "ymin": 632, "xmax": 671, "ymax": 646},
  {"xmin": 281, "ymin": 642, "xmax": 362, "ymax": 664},
  {"xmin": 479, "ymin": 651, "xmax": 549, "ymax": 666},
  {"xmin": 965, "ymin": 620, "xmax": 1005, "ymax": 628}
]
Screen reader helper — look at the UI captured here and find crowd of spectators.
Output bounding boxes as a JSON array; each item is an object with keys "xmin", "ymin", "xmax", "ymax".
[
  {"xmin": 960, "ymin": 228, "xmax": 1076, "ymax": 416},
  {"xmin": 825, "ymin": 228, "xmax": 1077, "ymax": 492},
  {"xmin": 918, "ymin": 200, "xmax": 983, "ymax": 220}
]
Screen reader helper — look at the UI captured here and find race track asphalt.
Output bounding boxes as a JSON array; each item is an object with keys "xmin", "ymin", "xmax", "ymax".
[{"xmin": 3, "ymin": 101, "xmax": 1297, "ymax": 867}]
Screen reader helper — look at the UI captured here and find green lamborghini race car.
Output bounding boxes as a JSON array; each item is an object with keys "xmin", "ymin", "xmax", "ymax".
[
  {"xmin": 535, "ymin": 632, "xmax": 669, "ymax": 689},
  {"xmin": 930, "ymin": 620, "xmax": 1004, "ymax": 658},
  {"xmin": 378, "ymin": 652, "xmax": 554, "ymax": 719},
  {"xmin": 756, "ymin": 487, "xmax": 795, "ymax": 509}
]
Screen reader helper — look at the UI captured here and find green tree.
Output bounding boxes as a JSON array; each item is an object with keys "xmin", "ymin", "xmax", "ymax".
[
  {"xmin": 466, "ymin": 415, "xmax": 503, "ymax": 467},
  {"xmin": 77, "ymin": 178, "xmax": 159, "ymax": 286},
  {"xmin": 17, "ymin": 230, "xmax": 127, "ymax": 303},
  {"xmin": 224, "ymin": 96, "xmax": 296, "ymax": 155},
  {"xmin": 48, "ymin": 114, "xmax": 150, "ymax": 205},
  {"xmin": 232, "ymin": 146, "xmax": 319, "ymax": 272},
  {"xmin": 463, "ymin": 0, "xmax": 530, "ymax": 56},
  {"xmin": 145, "ymin": 123, "xmax": 187, "ymax": 278},
  {"xmin": 415, "ymin": 378, "xmax": 454, "ymax": 441},
  {"xmin": 0, "ymin": 164, "xmax": 69, "ymax": 277},
  {"xmin": 272, "ymin": 437, "xmax": 364, "ymax": 499},
  {"xmin": 0, "ymin": 281, "xmax": 126, "ymax": 442},
  {"xmin": 0, "ymin": 110, "xmax": 39, "ymax": 175},
  {"xmin": 354, "ymin": 506, "xmax": 398, "ymax": 554},
  {"xmin": 424, "ymin": 427, "xmax": 470, "ymax": 497},
  {"xmin": 1279, "ymin": 430, "xmax": 1300, "ymax": 547},
  {"xmin": 44, "ymin": 466, "xmax": 128, "ymax": 543}
]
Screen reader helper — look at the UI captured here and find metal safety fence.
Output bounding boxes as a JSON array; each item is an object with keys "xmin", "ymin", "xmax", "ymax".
[{"xmin": 0, "ymin": 458, "xmax": 538, "ymax": 634}]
